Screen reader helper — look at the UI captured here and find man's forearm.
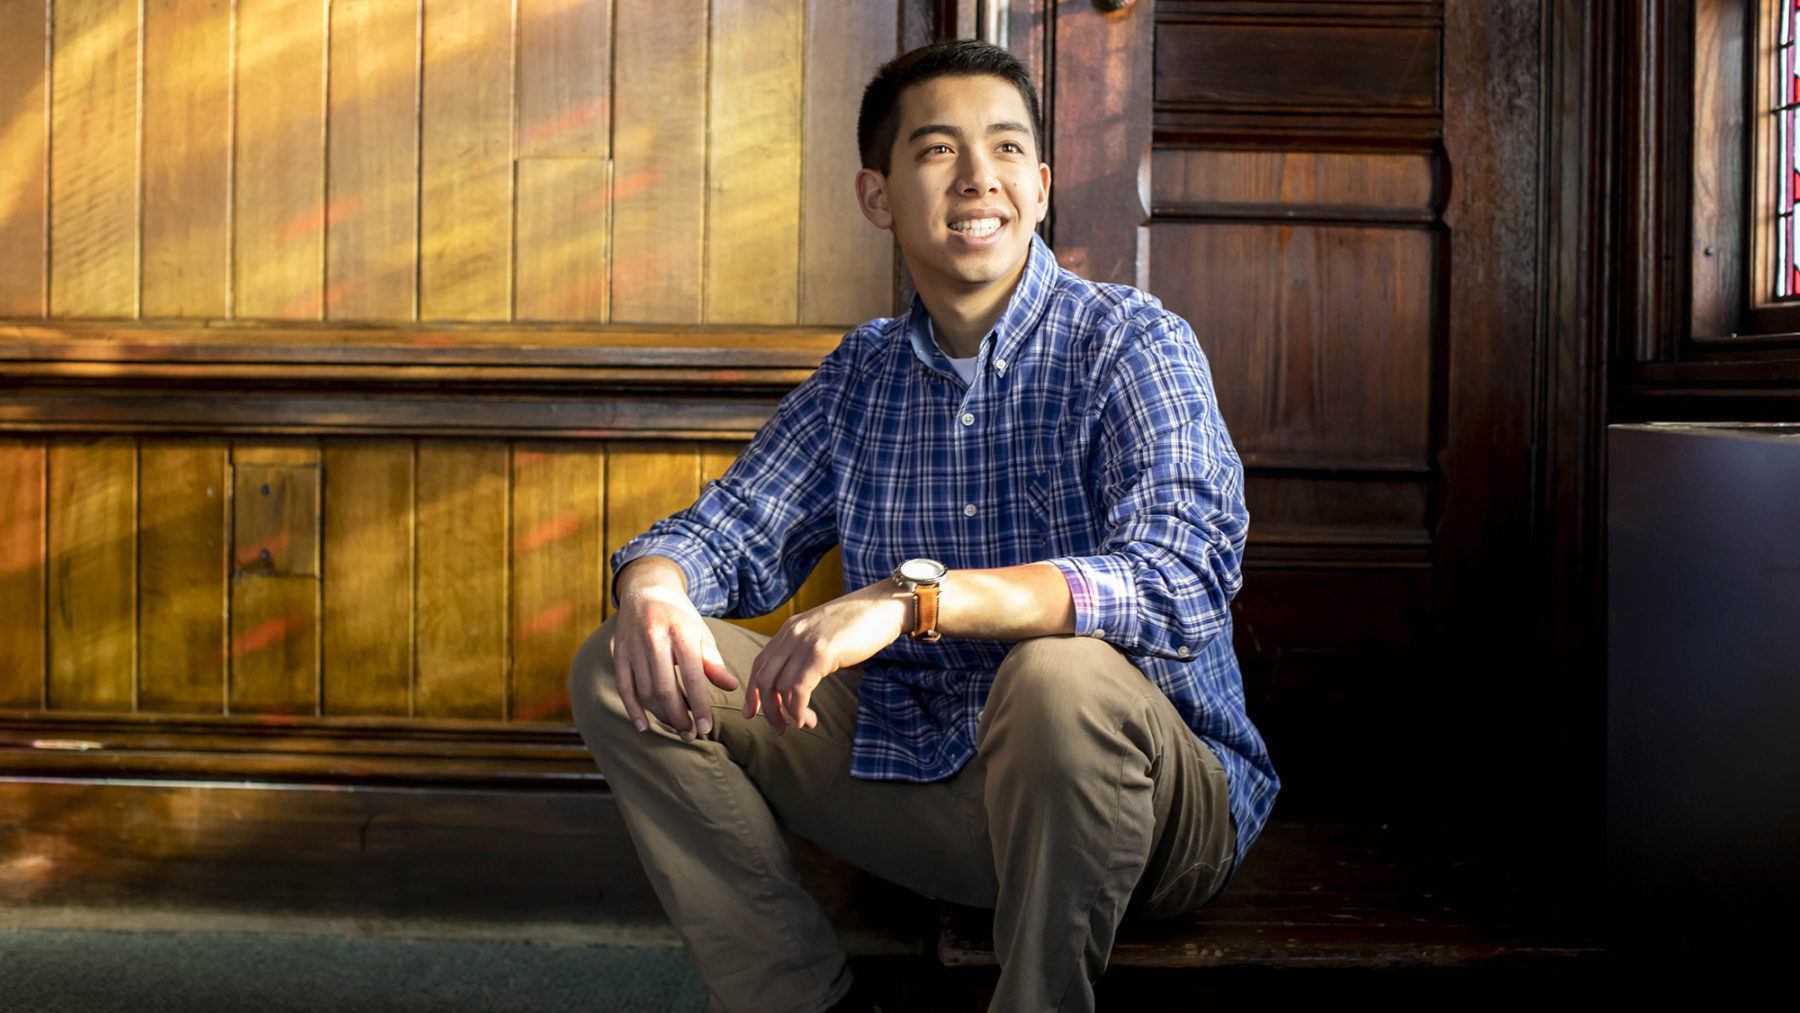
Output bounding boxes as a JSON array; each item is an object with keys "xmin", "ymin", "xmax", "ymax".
[
  {"xmin": 934, "ymin": 562, "xmax": 1076, "ymax": 641},
  {"xmin": 615, "ymin": 555, "xmax": 689, "ymax": 602}
]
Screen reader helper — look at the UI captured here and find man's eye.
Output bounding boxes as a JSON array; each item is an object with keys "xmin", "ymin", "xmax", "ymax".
[
  {"xmin": 999, "ymin": 142, "xmax": 1023, "ymax": 153},
  {"xmin": 927, "ymin": 143, "xmax": 953, "ymax": 154}
]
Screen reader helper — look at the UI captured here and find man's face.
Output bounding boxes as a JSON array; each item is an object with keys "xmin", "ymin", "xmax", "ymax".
[{"xmin": 856, "ymin": 74, "xmax": 1051, "ymax": 304}]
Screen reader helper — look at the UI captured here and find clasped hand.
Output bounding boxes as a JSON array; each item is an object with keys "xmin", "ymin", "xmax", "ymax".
[{"xmin": 613, "ymin": 571, "xmax": 908, "ymax": 740}]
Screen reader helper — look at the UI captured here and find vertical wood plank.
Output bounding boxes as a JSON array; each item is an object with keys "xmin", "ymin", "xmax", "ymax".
[
  {"xmin": 699, "ymin": 443, "xmax": 787, "ymax": 636},
  {"xmin": 0, "ymin": 442, "xmax": 47, "ymax": 708},
  {"xmin": 517, "ymin": 0, "xmax": 608, "ymax": 159},
  {"xmin": 707, "ymin": 0, "xmax": 803, "ymax": 324},
  {"xmin": 46, "ymin": 438, "xmax": 136, "ymax": 711},
  {"xmin": 142, "ymin": 0, "xmax": 231, "ymax": 317},
  {"xmin": 139, "ymin": 440, "xmax": 228, "ymax": 712},
  {"xmin": 601, "ymin": 442, "xmax": 701, "ymax": 619},
  {"xmin": 420, "ymin": 0, "xmax": 513, "ymax": 321},
  {"xmin": 321, "ymin": 440, "xmax": 414, "ymax": 717},
  {"xmin": 229, "ymin": 441, "xmax": 321, "ymax": 714},
  {"xmin": 49, "ymin": 0, "xmax": 138, "ymax": 317},
  {"xmin": 802, "ymin": 0, "xmax": 897, "ymax": 325},
  {"xmin": 0, "ymin": 2, "xmax": 48, "ymax": 317},
  {"xmin": 327, "ymin": 0, "xmax": 421, "ymax": 321},
  {"xmin": 515, "ymin": 159, "xmax": 608, "ymax": 321},
  {"xmin": 611, "ymin": 0, "xmax": 705, "ymax": 322},
  {"xmin": 510, "ymin": 442, "xmax": 603, "ymax": 724},
  {"xmin": 1051, "ymin": 0, "xmax": 1154, "ymax": 286},
  {"xmin": 416, "ymin": 441, "xmax": 508, "ymax": 719},
  {"xmin": 234, "ymin": 0, "xmax": 327, "ymax": 319}
]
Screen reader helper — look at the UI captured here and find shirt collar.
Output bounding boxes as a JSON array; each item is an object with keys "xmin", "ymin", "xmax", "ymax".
[{"xmin": 904, "ymin": 233, "xmax": 1059, "ymax": 373}]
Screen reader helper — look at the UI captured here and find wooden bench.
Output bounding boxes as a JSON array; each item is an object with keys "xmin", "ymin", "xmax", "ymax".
[{"xmin": 936, "ymin": 819, "xmax": 1599, "ymax": 971}]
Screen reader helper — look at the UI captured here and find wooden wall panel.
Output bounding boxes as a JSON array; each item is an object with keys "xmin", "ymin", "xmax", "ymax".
[
  {"xmin": 515, "ymin": 160, "xmax": 609, "ymax": 322},
  {"xmin": 1152, "ymin": 223, "xmax": 1434, "ymax": 469},
  {"xmin": 601, "ymin": 442, "xmax": 701, "ymax": 618},
  {"xmin": 327, "ymin": 0, "xmax": 421, "ymax": 321},
  {"xmin": 46, "ymin": 438, "xmax": 136, "ymax": 711},
  {"xmin": 234, "ymin": 0, "xmax": 326, "ymax": 319},
  {"xmin": 510, "ymin": 442, "xmax": 603, "ymax": 723},
  {"xmin": 612, "ymin": 0, "xmax": 706, "ymax": 323},
  {"xmin": 420, "ymin": 0, "xmax": 512, "ymax": 321},
  {"xmin": 415, "ymin": 441, "xmax": 508, "ymax": 719},
  {"xmin": 50, "ymin": 0, "xmax": 138, "ymax": 317},
  {"xmin": 517, "ymin": 0, "xmax": 609, "ymax": 159},
  {"xmin": 143, "ymin": 0, "xmax": 231, "ymax": 318},
  {"xmin": 0, "ymin": 3, "xmax": 48, "ymax": 317},
  {"xmin": 0, "ymin": 442, "xmax": 47, "ymax": 708},
  {"xmin": 801, "ymin": 0, "xmax": 897, "ymax": 326},
  {"xmin": 138, "ymin": 441, "xmax": 228, "ymax": 712},
  {"xmin": 1151, "ymin": 150, "xmax": 1435, "ymax": 212},
  {"xmin": 321, "ymin": 440, "xmax": 414, "ymax": 717},
  {"xmin": 229, "ymin": 443, "xmax": 321, "ymax": 714},
  {"xmin": 1155, "ymin": 24, "xmax": 1440, "ymax": 111},
  {"xmin": 708, "ymin": 0, "xmax": 803, "ymax": 324}
]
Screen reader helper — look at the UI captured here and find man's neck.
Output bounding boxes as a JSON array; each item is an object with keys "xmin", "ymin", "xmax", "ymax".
[{"xmin": 920, "ymin": 272, "xmax": 1023, "ymax": 359}]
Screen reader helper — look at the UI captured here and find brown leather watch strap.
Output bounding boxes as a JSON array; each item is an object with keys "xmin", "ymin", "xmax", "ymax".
[{"xmin": 912, "ymin": 582, "xmax": 941, "ymax": 642}]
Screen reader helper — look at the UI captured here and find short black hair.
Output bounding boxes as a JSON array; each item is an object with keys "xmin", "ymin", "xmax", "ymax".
[{"xmin": 856, "ymin": 40, "xmax": 1043, "ymax": 175}]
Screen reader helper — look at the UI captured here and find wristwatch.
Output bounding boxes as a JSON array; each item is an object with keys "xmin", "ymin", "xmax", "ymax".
[{"xmin": 892, "ymin": 558, "xmax": 947, "ymax": 642}]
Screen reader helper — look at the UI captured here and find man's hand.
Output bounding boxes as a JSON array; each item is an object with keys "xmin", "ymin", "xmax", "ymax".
[
  {"xmin": 745, "ymin": 580, "xmax": 909, "ymax": 734},
  {"xmin": 612, "ymin": 557, "xmax": 740, "ymax": 741}
]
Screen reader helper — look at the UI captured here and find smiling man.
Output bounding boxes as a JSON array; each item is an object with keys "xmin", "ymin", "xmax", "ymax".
[{"xmin": 568, "ymin": 41, "xmax": 1277, "ymax": 1013}]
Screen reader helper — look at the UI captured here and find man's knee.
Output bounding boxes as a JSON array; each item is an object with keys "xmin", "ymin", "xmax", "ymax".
[
  {"xmin": 568, "ymin": 613, "xmax": 629, "ymax": 737},
  {"xmin": 979, "ymin": 635, "xmax": 1152, "ymax": 766}
]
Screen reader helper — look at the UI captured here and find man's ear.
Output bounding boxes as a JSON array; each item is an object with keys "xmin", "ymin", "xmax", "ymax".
[
  {"xmin": 1032, "ymin": 161, "xmax": 1051, "ymax": 225},
  {"xmin": 856, "ymin": 168, "xmax": 893, "ymax": 230}
]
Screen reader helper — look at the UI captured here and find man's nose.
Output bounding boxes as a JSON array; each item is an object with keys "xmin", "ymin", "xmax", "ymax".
[{"xmin": 957, "ymin": 150, "xmax": 999, "ymax": 193}]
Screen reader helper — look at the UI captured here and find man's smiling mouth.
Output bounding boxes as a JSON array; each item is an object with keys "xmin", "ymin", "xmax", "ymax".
[{"xmin": 949, "ymin": 217, "xmax": 1003, "ymax": 237}]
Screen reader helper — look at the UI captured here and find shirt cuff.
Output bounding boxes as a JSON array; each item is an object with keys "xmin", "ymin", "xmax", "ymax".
[
  {"xmin": 611, "ymin": 535, "xmax": 727, "ymax": 615},
  {"xmin": 1046, "ymin": 555, "xmax": 1140, "ymax": 652}
]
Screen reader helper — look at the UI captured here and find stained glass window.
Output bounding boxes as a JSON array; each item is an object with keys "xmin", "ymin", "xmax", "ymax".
[{"xmin": 1778, "ymin": 0, "xmax": 1800, "ymax": 297}]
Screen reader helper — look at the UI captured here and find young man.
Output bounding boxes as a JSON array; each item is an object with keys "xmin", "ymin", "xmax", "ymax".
[{"xmin": 569, "ymin": 40, "xmax": 1278, "ymax": 1013}]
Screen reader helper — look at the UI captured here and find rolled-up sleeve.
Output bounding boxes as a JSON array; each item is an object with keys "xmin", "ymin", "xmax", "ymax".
[
  {"xmin": 1045, "ymin": 314, "xmax": 1247, "ymax": 660},
  {"xmin": 611, "ymin": 349, "xmax": 846, "ymax": 618}
]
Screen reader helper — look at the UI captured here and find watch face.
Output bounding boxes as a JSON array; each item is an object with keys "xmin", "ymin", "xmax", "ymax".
[{"xmin": 898, "ymin": 558, "xmax": 947, "ymax": 584}]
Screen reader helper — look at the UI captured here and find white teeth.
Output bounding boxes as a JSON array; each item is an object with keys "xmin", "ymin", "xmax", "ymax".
[{"xmin": 949, "ymin": 217, "xmax": 1002, "ymax": 237}]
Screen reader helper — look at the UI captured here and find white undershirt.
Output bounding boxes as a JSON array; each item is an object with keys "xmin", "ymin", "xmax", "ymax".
[{"xmin": 945, "ymin": 353, "xmax": 979, "ymax": 384}]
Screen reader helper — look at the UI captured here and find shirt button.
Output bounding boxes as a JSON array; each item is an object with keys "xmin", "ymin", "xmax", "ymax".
[
  {"xmin": 1176, "ymin": 645, "xmax": 1190, "ymax": 658},
  {"xmin": 995, "ymin": 358, "xmax": 1007, "ymax": 372},
  {"xmin": 960, "ymin": 412, "xmax": 975, "ymax": 427},
  {"xmin": 1093, "ymin": 628, "xmax": 1106, "ymax": 639},
  {"xmin": 963, "ymin": 503, "xmax": 978, "ymax": 517}
]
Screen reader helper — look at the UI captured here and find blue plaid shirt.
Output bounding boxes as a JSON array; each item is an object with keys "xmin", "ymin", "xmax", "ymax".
[{"xmin": 615, "ymin": 236, "xmax": 1279, "ymax": 869}]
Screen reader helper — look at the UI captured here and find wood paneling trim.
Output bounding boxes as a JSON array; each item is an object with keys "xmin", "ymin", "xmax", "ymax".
[
  {"xmin": 1157, "ymin": 2, "xmax": 1442, "ymax": 27},
  {"xmin": 1153, "ymin": 202, "xmax": 1436, "ymax": 226},
  {"xmin": 1155, "ymin": 25, "xmax": 1441, "ymax": 111},
  {"xmin": 0, "ymin": 322, "xmax": 842, "ymax": 368}
]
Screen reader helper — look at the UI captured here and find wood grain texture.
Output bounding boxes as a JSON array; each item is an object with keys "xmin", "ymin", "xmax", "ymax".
[
  {"xmin": 229, "ymin": 442, "xmax": 320, "ymax": 714},
  {"xmin": 142, "ymin": 0, "xmax": 231, "ymax": 318},
  {"xmin": 1151, "ymin": 223, "xmax": 1434, "ymax": 468},
  {"xmin": 420, "ymin": 0, "xmax": 512, "ymax": 321},
  {"xmin": 1150, "ymin": 150, "xmax": 1435, "ymax": 211},
  {"xmin": 46, "ymin": 438, "xmax": 136, "ymax": 711},
  {"xmin": 1053, "ymin": 0, "xmax": 1154, "ymax": 285},
  {"xmin": 50, "ymin": 0, "xmax": 138, "ymax": 317},
  {"xmin": 515, "ymin": 158, "xmax": 608, "ymax": 321},
  {"xmin": 234, "ymin": 0, "xmax": 327, "ymax": 319},
  {"xmin": 1691, "ymin": 0, "xmax": 1744, "ymax": 338},
  {"xmin": 0, "ymin": 2, "xmax": 48, "ymax": 317},
  {"xmin": 415, "ymin": 441, "xmax": 507, "ymax": 719},
  {"xmin": 321, "ymin": 439, "xmax": 414, "ymax": 717},
  {"xmin": 801, "ymin": 0, "xmax": 897, "ymax": 326},
  {"xmin": 600, "ymin": 442, "xmax": 701, "ymax": 618},
  {"xmin": 611, "ymin": 0, "xmax": 706, "ymax": 323},
  {"xmin": 0, "ymin": 442, "xmax": 47, "ymax": 708},
  {"xmin": 699, "ymin": 442, "xmax": 785, "ymax": 635},
  {"xmin": 510, "ymin": 442, "xmax": 603, "ymax": 724},
  {"xmin": 516, "ymin": 0, "xmax": 609, "ymax": 159},
  {"xmin": 138, "ymin": 441, "xmax": 228, "ymax": 712},
  {"xmin": 327, "ymin": 0, "xmax": 421, "ymax": 321},
  {"xmin": 1155, "ymin": 25, "xmax": 1440, "ymax": 110},
  {"xmin": 708, "ymin": 0, "xmax": 803, "ymax": 324}
]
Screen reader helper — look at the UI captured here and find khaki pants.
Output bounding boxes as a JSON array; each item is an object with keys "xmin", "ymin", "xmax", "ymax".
[{"xmin": 568, "ymin": 616, "xmax": 1235, "ymax": 1013}]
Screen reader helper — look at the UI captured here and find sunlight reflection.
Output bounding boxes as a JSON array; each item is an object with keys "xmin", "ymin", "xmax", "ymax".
[{"xmin": 229, "ymin": 611, "xmax": 304, "ymax": 659}]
